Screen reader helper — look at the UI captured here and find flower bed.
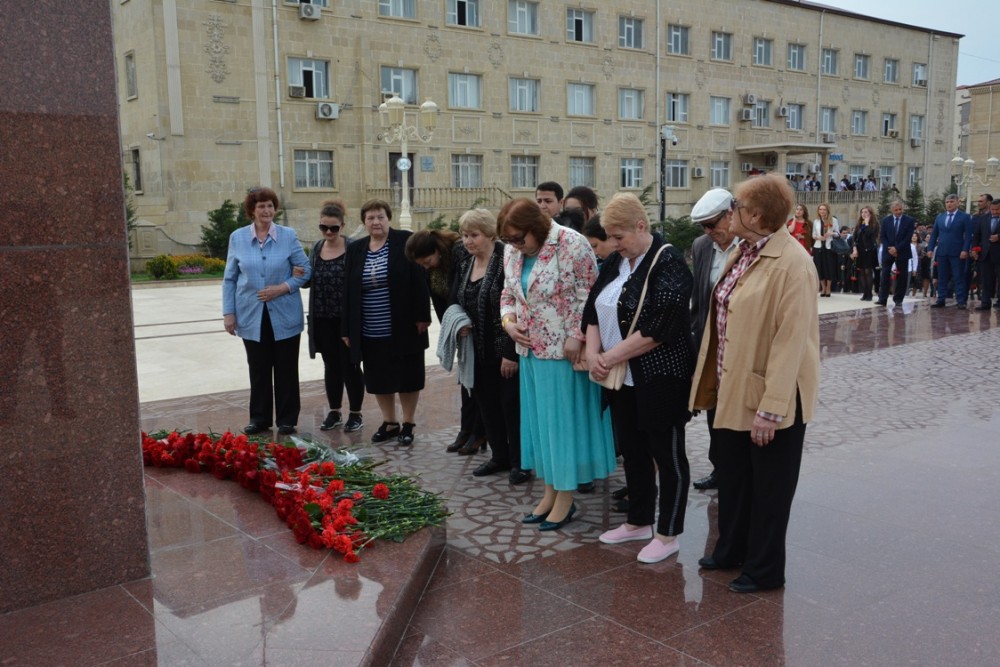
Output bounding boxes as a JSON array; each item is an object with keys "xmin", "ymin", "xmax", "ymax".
[{"xmin": 142, "ymin": 430, "xmax": 448, "ymax": 562}]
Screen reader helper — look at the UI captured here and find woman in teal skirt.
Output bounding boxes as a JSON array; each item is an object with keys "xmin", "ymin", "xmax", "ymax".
[{"xmin": 498, "ymin": 198, "xmax": 615, "ymax": 531}]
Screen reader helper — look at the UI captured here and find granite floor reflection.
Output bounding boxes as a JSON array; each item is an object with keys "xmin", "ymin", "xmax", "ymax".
[{"xmin": 3, "ymin": 301, "xmax": 1000, "ymax": 665}]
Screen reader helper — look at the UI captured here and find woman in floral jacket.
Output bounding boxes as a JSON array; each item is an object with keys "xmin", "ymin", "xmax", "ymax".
[{"xmin": 499, "ymin": 198, "xmax": 615, "ymax": 532}]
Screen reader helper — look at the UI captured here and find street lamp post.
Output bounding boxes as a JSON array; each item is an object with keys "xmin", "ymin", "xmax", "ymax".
[
  {"xmin": 378, "ymin": 94, "xmax": 438, "ymax": 231},
  {"xmin": 659, "ymin": 125, "xmax": 676, "ymax": 222},
  {"xmin": 951, "ymin": 156, "xmax": 1000, "ymax": 212}
]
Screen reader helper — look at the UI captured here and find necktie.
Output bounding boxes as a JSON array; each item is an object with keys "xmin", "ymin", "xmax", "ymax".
[
  {"xmin": 894, "ymin": 217, "xmax": 899, "ymax": 235},
  {"xmin": 992, "ymin": 217, "xmax": 998, "ymax": 233},
  {"xmin": 946, "ymin": 213, "xmax": 953, "ymax": 229}
]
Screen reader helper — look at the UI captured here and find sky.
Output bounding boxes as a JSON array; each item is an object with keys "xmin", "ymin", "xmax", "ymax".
[{"xmin": 828, "ymin": 0, "xmax": 997, "ymax": 87}]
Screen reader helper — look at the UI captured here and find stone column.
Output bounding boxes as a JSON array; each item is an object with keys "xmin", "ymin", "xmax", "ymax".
[{"xmin": 0, "ymin": 2, "xmax": 149, "ymax": 613}]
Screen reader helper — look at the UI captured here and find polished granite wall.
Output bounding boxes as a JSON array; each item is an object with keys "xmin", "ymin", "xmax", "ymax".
[{"xmin": 0, "ymin": 2, "xmax": 149, "ymax": 612}]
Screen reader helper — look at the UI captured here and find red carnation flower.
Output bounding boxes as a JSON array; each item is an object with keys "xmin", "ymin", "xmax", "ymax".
[{"xmin": 372, "ymin": 483, "xmax": 390, "ymax": 500}]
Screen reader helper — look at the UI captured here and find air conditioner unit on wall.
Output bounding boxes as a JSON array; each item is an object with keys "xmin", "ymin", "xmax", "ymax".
[
  {"xmin": 743, "ymin": 93, "xmax": 757, "ymax": 105},
  {"xmin": 316, "ymin": 102, "xmax": 339, "ymax": 120},
  {"xmin": 692, "ymin": 167, "xmax": 705, "ymax": 178},
  {"xmin": 741, "ymin": 162, "xmax": 754, "ymax": 172},
  {"xmin": 822, "ymin": 132, "xmax": 836, "ymax": 143},
  {"xmin": 765, "ymin": 154, "xmax": 778, "ymax": 167},
  {"xmin": 299, "ymin": 3, "xmax": 320, "ymax": 20},
  {"xmin": 288, "ymin": 85, "xmax": 306, "ymax": 98},
  {"xmin": 910, "ymin": 138, "xmax": 922, "ymax": 148},
  {"xmin": 888, "ymin": 129, "xmax": 900, "ymax": 139},
  {"xmin": 777, "ymin": 105, "xmax": 789, "ymax": 118},
  {"xmin": 740, "ymin": 108, "xmax": 754, "ymax": 122},
  {"xmin": 811, "ymin": 163, "xmax": 822, "ymax": 173}
]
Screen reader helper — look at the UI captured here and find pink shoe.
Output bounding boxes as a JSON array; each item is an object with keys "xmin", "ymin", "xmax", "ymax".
[
  {"xmin": 637, "ymin": 537, "xmax": 680, "ymax": 563},
  {"xmin": 599, "ymin": 523, "xmax": 653, "ymax": 545}
]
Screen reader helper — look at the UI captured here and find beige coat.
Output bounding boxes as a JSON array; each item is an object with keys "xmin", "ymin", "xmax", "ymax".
[{"xmin": 689, "ymin": 225, "xmax": 820, "ymax": 430}]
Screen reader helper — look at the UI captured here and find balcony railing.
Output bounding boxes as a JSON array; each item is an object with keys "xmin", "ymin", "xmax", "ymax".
[
  {"xmin": 794, "ymin": 190, "xmax": 884, "ymax": 206},
  {"xmin": 364, "ymin": 185, "xmax": 511, "ymax": 215}
]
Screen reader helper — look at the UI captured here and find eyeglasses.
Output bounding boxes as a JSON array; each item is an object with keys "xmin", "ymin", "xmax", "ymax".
[
  {"xmin": 318, "ymin": 224, "xmax": 341, "ymax": 233},
  {"xmin": 700, "ymin": 220, "xmax": 719, "ymax": 231},
  {"xmin": 501, "ymin": 234, "xmax": 526, "ymax": 246}
]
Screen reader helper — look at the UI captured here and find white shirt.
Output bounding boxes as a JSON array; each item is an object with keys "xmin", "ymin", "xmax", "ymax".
[{"xmin": 595, "ymin": 250, "xmax": 649, "ymax": 387}]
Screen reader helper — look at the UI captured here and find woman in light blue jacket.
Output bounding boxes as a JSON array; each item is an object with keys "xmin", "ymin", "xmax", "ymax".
[{"xmin": 223, "ymin": 187, "xmax": 311, "ymax": 436}]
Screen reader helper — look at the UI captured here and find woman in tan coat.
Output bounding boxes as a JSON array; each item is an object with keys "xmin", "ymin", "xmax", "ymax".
[{"xmin": 689, "ymin": 173, "xmax": 820, "ymax": 593}]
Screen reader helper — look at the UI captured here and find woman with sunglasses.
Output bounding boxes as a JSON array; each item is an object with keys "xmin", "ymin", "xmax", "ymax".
[{"xmin": 306, "ymin": 199, "xmax": 364, "ymax": 434}]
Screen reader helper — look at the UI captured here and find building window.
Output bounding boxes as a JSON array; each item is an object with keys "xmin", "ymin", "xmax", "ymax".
[
  {"xmin": 879, "ymin": 165, "xmax": 895, "ymax": 189},
  {"xmin": 786, "ymin": 162, "xmax": 804, "ymax": 179},
  {"xmin": 567, "ymin": 82, "xmax": 595, "ymax": 116},
  {"xmin": 619, "ymin": 16, "xmax": 644, "ymax": 49},
  {"xmin": 509, "ymin": 77, "xmax": 539, "ymax": 112},
  {"xmin": 852, "ymin": 109, "xmax": 868, "ymax": 135},
  {"xmin": 300, "ymin": 0, "xmax": 329, "ymax": 6},
  {"xmin": 124, "ymin": 51, "xmax": 138, "ymax": 99},
  {"xmin": 569, "ymin": 157, "xmax": 595, "ymax": 187},
  {"xmin": 711, "ymin": 160, "xmax": 730, "ymax": 188},
  {"xmin": 882, "ymin": 112, "xmax": 897, "ymax": 137},
  {"xmin": 854, "ymin": 53, "xmax": 870, "ymax": 80},
  {"xmin": 910, "ymin": 114, "xmax": 924, "ymax": 140},
  {"xmin": 508, "ymin": 1, "xmax": 538, "ymax": 36},
  {"xmin": 667, "ymin": 24, "xmax": 689, "ymax": 55},
  {"xmin": 912, "ymin": 63, "xmax": 927, "ymax": 86},
  {"xmin": 908, "ymin": 166, "xmax": 922, "ymax": 187},
  {"xmin": 130, "ymin": 147, "xmax": 142, "ymax": 192},
  {"xmin": 787, "ymin": 44, "xmax": 806, "ymax": 71},
  {"xmin": 710, "ymin": 96, "xmax": 730, "ymax": 125},
  {"xmin": 452, "ymin": 154, "xmax": 483, "ymax": 187},
  {"xmin": 511, "ymin": 155, "xmax": 539, "ymax": 189},
  {"xmin": 446, "ymin": 0, "xmax": 479, "ymax": 27},
  {"xmin": 666, "ymin": 92, "xmax": 689, "ymax": 123},
  {"xmin": 289, "ymin": 57, "xmax": 329, "ymax": 99},
  {"xmin": 753, "ymin": 100, "xmax": 771, "ymax": 128},
  {"xmin": 294, "ymin": 149, "xmax": 334, "ymax": 189},
  {"xmin": 618, "ymin": 88, "xmax": 644, "ymax": 120},
  {"xmin": 850, "ymin": 164, "xmax": 866, "ymax": 185},
  {"xmin": 448, "ymin": 73, "xmax": 481, "ymax": 109},
  {"xmin": 620, "ymin": 158, "xmax": 644, "ymax": 188},
  {"xmin": 786, "ymin": 103, "xmax": 804, "ymax": 130},
  {"xmin": 665, "ymin": 159, "xmax": 688, "ymax": 189},
  {"xmin": 820, "ymin": 107, "xmax": 837, "ymax": 133},
  {"xmin": 821, "ymin": 48, "xmax": 838, "ymax": 75},
  {"xmin": 753, "ymin": 38, "xmax": 773, "ymax": 66},
  {"xmin": 711, "ymin": 31, "xmax": 732, "ymax": 61},
  {"xmin": 884, "ymin": 58, "xmax": 899, "ymax": 83},
  {"xmin": 380, "ymin": 66, "xmax": 417, "ymax": 104},
  {"xmin": 566, "ymin": 8, "xmax": 594, "ymax": 43},
  {"xmin": 379, "ymin": 0, "xmax": 415, "ymax": 19}
]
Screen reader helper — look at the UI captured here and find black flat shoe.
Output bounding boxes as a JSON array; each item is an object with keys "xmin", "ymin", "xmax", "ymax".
[
  {"xmin": 693, "ymin": 473, "xmax": 717, "ymax": 490},
  {"xmin": 447, "ymin": 430, "xmax": 471, "ymax": 453},
  {"xmin": 611, "ymin": 486, "xmax": 629, "ymax": 500},
  {"xmin": 398, "ymin": 422, "xmax": 415, "ymax": 446},
  {"xmin": 458, "ymin": 435, "xmax": 487, "ymax": 455},
  {"xmin": 277, "ymin": 425, "xmax": 296, "ymax": 436},
  {"xmin": 371, "ymin": 421, "xmax": 400, "ymax": 443},
  {"xmin": 508, "ymin": 468, "xmax": 533, "ymax": 485},
  {"xmin": 612, "ymin": 499, "xmax": 629, "ymax": 513},
  {"xmin": 698, "ymin": 556, "xmax": 739, "ymax": 570},
  {"xmin": 577, "ymin": 481, "xmax": 595, "ymax": 494},
  {"xmin": 728, "ymin": 574, "xmax": 760, "ymax": 593},
  {"xmin": 473, "ymin": 460, "xmax": 508, "ymax": 477},
  {"xmin": 539, "ymin": 503, "xmax": 577, "ymax": 531},
  {"xmin": 243, "ymin": 422, "xmax": 270, "ymax": 435}
]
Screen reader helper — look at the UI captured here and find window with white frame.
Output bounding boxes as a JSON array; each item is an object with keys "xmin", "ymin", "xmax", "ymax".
[
  {"xmin": 452, "ymin": 154, "xmax": 483, "ymax": 187},
  {"xmin": 380, "ymin": 66, "xmax": 417, "ymax": 104},
  {"xmin": 508, "ymin": 1, "xmax": 538, "ymax": 35},
  {"xmin": 566, "ymin": 8, "xmax": 594, "ymax": 43},
  {"xmin": 618, "ymin": 88, "xmax": 644, "ymax": 120},
  {"xmin": 666, "ymin": 92, "xmax": 689, "ymax": 122},
  {"xmin": 448, "ymin": 73, "xmax": 482, "ymax": 109},
  {"xmin": 753, "ymin": 38, "xmax": 773, "ymax": 66},
  {"xmin": 299, "ymin": 0, "xmax": 329, "ymax": 6},
  {"xmin": 879, "ymin": 165, "xmax": 894, "ymax": 189},
  {"xmin": 753, "ymin": 100, "xmax": 771, "ymax": 128},
  {"xmin": 509, "ymin": 77, "xmax": 539, "ymax": 112},
  {"xmin": 711, "ymin": 160, "xmax": 730, "ymax": 188},
  {"xmin": 882, "ymin": 112, "xmax": 897, "ymax": 136},
  {"xmin": 912, "ymin": 63, "xmax": 927, "ymax": 86},
  {"xmin": 852, "ymin": 110, "xmax": 868, "ymax": 135},
  {"xmin": 820, "ymin": 107, "xmax": 837, "ymax": 133},
  {"xmin": 379, "ymin": 0, "xmax": 415, "ymax": 19},
  {"xmin": 665, "ymin": 159, "xmax": 688, "ymax": 188},
  {"xmin": 511, "ymin": 155, "xmax": 539, "ymax": 189},
  {"xmin": 854, "ymin": 53, "xmax": 870, "ymax": 79},
  {"xmin": 294, "ymin": 149, "xmax": 334, "ymax": 189},
  {"xmin": 787, "ymin": 44, "xmax": 806, "ymax": 71},
  {"xmin": 821, "ymin": 48, "xmax": 838, "ymax": 75},
  {"xmin": 786, "ymin": 103, "xmax": 804, "ymax": 130},
  {"xmin": 567, "ymin": 82, "xmax": 595, "ymax": 116},
  {"xmin": 569, "ymin": 157, "xmax": 595, "ymax": 187},
  {"xmin": 910, "ymin": 114, "xmax": 924, "ymax": 140},
  {"xmin": 447, "ymin": 0, "xmax": 479, "ymax": 28},
  {"xmin": 124, "ymin": 51, "xmax": 138, "ymax": 99},
  {"xmin": 711, "ymin": 31, "xmax": 732, "ymax": 61},
  {"xmin": 618, "ymin": 16, "xmax": 644, "ymax": 49},
  {"xmin": 710, "ymin": 96, "xmax": 730, "ymax": 125},
  {"xmin": 884, "ymin": 58, "xmax": 899, "ymax": 83},
  {"xmin": 620, "ymin": 158, "xmax": 644, "ymax": 188},
  {"xmin": 786, "ymin": 162, "xmax": 804, "ymax": 179},
  {"xmin": 129, "ymin": 147, "xmax": 142, "ymax": 192},
  {"xmin": 849, "ymin": 164, "xmax": 866, "ymax": 184},
  {"xmin": 908, "ymin": 166, "xmax": 922, "ymax": 187},
  {"xmin": 667, "ymin": 24, "xmax": 689, "ymax": 55},
  {"xmin": 289, "ymin": 57, "xmax": 329, "ymax": 98}
]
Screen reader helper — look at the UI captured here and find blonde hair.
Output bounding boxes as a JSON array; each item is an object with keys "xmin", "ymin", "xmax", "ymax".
[
  {"xmin": 601, "ymin": 192, "xmax": 648, "ymax": 232},
  {"xmin": 458, "ymin": 208, "xmax": 498, "ymax": 239}
]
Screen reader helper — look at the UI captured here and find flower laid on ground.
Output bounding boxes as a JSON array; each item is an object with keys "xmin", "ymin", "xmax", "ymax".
[{"xmin": 142, "ymin": 430, "xmax": 448, "ymax": 561}]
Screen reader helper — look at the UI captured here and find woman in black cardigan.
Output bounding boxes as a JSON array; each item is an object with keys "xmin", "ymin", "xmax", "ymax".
[
  {"xmin": 583, "ymin": 192, "xmax": 695, "ymax": 564},
  {"xmin": 341, "ymin": 199, "xmax": 431, "ymax": 445}
]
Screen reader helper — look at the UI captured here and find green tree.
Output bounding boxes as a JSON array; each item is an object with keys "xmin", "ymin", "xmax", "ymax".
[
  {"xmin": 877, "ymin": 187, "xmax": 894, "ymax": 220},
  {"xmin": 201, "ymin": 199, "xmax": 245, "ymax": 260},
  {"xmin": 904, "ymin": 182, "xmax": 925, "ymax": 222},
  {"xmin": 652, "ymin": 215, "xmax": 701, "ymax": 256},
  {"xmin": 924, "ymin": 192, "xmax": 945, "ymax": 227},
  {"xmin": 123, "ymin": 173, "xmax": 138, "ymax": 249}
]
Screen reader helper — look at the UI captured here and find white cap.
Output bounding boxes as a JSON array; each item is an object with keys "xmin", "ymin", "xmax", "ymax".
[{"xmin": 691, "ymin": 188, "xmax": 734, "ymax": 223}]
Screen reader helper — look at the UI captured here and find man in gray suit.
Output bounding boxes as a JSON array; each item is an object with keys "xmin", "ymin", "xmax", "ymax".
[{"xmin": 689, "ymin": 188, "xmax": 738, "ymax": 490}]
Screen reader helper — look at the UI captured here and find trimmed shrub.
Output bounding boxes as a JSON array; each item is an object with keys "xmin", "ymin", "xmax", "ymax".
[{"xmin": 147, "ymin": 255, "xmax": 179, "ymax": 279}]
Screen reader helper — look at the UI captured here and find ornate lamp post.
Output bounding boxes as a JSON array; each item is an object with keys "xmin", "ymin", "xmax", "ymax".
[
  {"xmin": 377, "ymin": 94, "xmax": 438, "ymax": 230},
  {"xmin": 951, "ymin": 156, "xmax": 1000, "ymax": 212}
]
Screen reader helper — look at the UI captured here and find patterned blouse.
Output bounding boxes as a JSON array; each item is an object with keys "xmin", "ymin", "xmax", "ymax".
[
  {"xmin": 714, "ymin": 235, "xmax": 771, "ymax": 385},
  {"xmin": 361, "ymin": 243, "xmax": 391, "ymax": 338},
  {"xmin": 311, "ymin": 254, "xmax": 345, "ymax": 319}
]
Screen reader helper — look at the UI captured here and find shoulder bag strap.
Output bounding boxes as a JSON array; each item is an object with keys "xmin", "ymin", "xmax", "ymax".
[{"xmin": 624, "ymin": 243, "xmax": 670, "ymax": 337}]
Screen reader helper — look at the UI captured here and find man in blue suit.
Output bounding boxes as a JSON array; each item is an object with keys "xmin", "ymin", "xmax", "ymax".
[
  {"xmin": 877, "ymin": 200, "xmax": 916, "ymax": 306},
  {"xmin": 927, "ymin": 194, "xmax": 973, "ymax": 309}
]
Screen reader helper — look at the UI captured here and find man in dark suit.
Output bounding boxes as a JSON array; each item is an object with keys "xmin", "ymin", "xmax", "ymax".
[
  {"xmin": 877, "ymin": 200, "xmax": 916, "ymax": 306},
  {"xmin": 689, "ymin": 188, "xmax": 738, "ymax": 491},
  {"xmin": 927, "ymin": 194, "xmax": 973, "ymax": 309},
  {"xmin": 972, "ymin": 197, "xmax": 1000, "ymax": 309}
]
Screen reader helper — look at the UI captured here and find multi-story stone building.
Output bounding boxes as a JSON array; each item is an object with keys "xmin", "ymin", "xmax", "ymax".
[
  {"xmin": 113, "ymin": 0, "xmax": 961, "ymax": 258},
  {"xmin": 955, "ymin": 78, "xmax": 1000, "ymax": 207}
]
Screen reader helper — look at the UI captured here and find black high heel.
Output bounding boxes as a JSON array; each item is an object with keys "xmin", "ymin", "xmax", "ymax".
[
  {"xmin": 539, "ymin": 503, "xmax": 577, "ymax": 531},
  {"xmin": 522, "ymin": 509, "xmax": 550, "ymax": 524}
]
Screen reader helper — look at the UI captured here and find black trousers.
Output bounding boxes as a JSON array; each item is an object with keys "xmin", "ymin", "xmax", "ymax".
[
  {"xmin": 711, "ymin": 395, "xmax": 805, "ymax": 589},
  {"xmin": 471, "ymin": 357, "xmax": 520, "ymax": 468},
  {"xmin": 610, "ymin": 385, "xmax": 689, "ymax": 537},
  {"xmin": 980, "ymin": 259, "xmax": 1000, "ymax": 304},
  {"xmin": 878, "ymin": 250, "xmax": 909, "ymax": 304},
  {"xmin": 314, "ymin": 317, "xmax": 364, "ymax": 412},
  {"xmin": 243, "ymin": 307, "xmax": 301, "ymax": 427}
]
